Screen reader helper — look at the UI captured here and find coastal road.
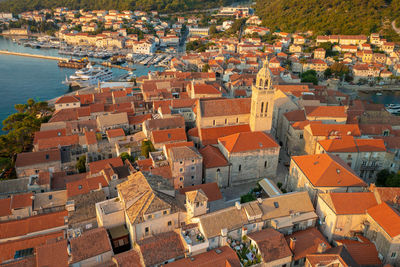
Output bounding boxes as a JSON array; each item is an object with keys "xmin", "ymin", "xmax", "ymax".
[{"xmin": 392, "ymin": 20, "xmax": 400, "ymax": 35}]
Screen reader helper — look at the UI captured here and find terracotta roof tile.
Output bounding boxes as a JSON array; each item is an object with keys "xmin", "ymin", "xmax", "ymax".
[
  {"xmin": 84, "ymin": 130, "xmax": 97, "ymax": 145},
  {"xmin": 306, "ymin": 124, "xmax": 361, "ymax": 137},
  {"xmin": 292, "ymin": 154, "xmax": 366, "ymax": 187},
  {"xmin": 284, "ymin": 110, "xmax": 306, "ymax": 122},
  {"xmin": 200, "ymin": 124, "xmax": 251, "ymax": 145},
  {"xmin": 0, "ymin": 210, "xmax": 68, "ymax": 240},
  {"xmin": 36, "ymin": 239, "xmax": 68, "ymax": 267},
  {"xmin": 320, "ymin": 192, "xmax": 377, "ymax": 215},
  {"xmin": 285, "ymin": 227, "xmax": 331, "ymax": 260},
  {"xmin": 137, "ymin": 231, "xmax": 185, "ymax": 266},
  {"xmin": 335, "ymin": 239, "xmax": 381, "ymax": 266},
  {"xmin": 165, "ymin": 246, "xmax": 240, "ymax": 267},
  {"xmin": 219, "ymin": 131, "xmax": 279, "ymax": 153},
  {"xmin": 200, "ymin": 98, "xmax": 251, "ymax": 117},
  {"xmin": 248, "ymin": 228, "xmax": 292, "ymax": 263},
  {"xmin": 112, "ymin": 249, "xmax": 144, "ymax": 267},
  {"xmin": 11, "ymin": 193, "xmax": 33, "ymax": 210},
  {"xmin": 106, "ymin": 128, "xmax": 125, "ymax": 138},
  {"xmin": 0, "ymin": 231, "xmax": 64, "ymax": 262},
  {"xmin": 37, "ymin": 135, "xmax": 79, "ymax": 150},
  {"xmin": 89, "ymin": 157, "xmax": 123, "ymax": 174},
  {"xmin": 55, "ymin": 95, "xmax": 80, "ymax": 104},
  {"xmin": 304, "ymin": 106, "xmax": 347, "ymax": 118},
  {"xmin": 151, "ymin": 128, "xmax": 187, "ymax": 144},
  {"xmin": 70, "ymin": 227, "xmax": 112, "ymax": 264},
  {"xmin": 199, "ymin": 145, "xmax": 229, "ymax": 168},
  {"xmin": 178, "ymin": 182, "xmax": 223, "ymax": 202},
  {"xmin": 15, "ymin": 149, "xmax": 61, "ymax": 168},
  {"xmin": 33, "ymin": 129, "xmax": 67, "ymax": 144},
  {"xmin": 367, "ymin": 202, "xmax": 400, "ymax": 238}
]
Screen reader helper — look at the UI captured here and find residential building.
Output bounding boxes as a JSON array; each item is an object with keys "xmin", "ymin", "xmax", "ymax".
[{"xmin": 287, "ymin": 153, "xmax": 367, "ymax": 205}]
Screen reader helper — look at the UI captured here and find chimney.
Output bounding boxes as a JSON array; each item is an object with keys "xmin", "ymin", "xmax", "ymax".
[
  {"xmin": 289, "ymin": 237, "xmax": 296, "ymax": 251},
  {"xmin": 235, "ymin": 201, "xmax": 241, "ymax": 210},
  {"xmin": 317, "ymin": 242, "xmax": 327, "ymax": 253}
]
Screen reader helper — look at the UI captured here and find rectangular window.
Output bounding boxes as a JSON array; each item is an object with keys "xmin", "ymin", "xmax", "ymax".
[
  {"xmin": 145, "ymin": 227, "xmax": 149, "ymax": 233},
  {"xmin": 163, "ymin": 210, "xmax": 167, "ymax": 215},
  {"xmin": 391, "ymin": 252, "xmax": 396, "ymax": 258},
  {"xmin": 167, "ymin": 221, "xmax": 172, "ymax": 226},
  {"xmin": 239, "ymin": 165, "xmax": 241, "ymax": 172}
]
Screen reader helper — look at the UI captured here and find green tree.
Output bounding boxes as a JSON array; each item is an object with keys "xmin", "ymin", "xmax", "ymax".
[
  {"xmin": 141, "ymin": 140, "xmax": 155, "ymax": 158},
  {"xmin": 301, "ymin": 70, "xmax": 318, "ymax": 85},
  {"xmin": 0, "ymin": 99, "xmax": 52, "ymax": 177},
  {"xmin": 120, "ymin": 152, "xmax": 133, "ymax": 162},
  {"xmin": 202, "ymin": 64, "xmax": 210, "ymax": 72},
  {"xmin": 376, "ymin": 169, "xmax": 400, "ymax": 187},
  {"xmin": 76, "ymin": 155, "xmax": 87, "ymax": 173}
]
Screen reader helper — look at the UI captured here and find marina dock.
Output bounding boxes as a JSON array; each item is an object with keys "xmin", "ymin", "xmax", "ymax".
[
  {"xmin": 99, "ymin": 62, "xmax": 136, "ymax": 71},
  {"xmin": 0, "ymin": 50, "xmax": 68, "ymax": 61}
]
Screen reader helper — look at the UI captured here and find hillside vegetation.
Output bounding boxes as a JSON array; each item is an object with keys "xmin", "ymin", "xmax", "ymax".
[
  {"xmin": 0, "ymin": 0, "xmax": 231, "ymax": 13},
  {"xmin": 255, "ymin": 0, "xmax": 400, "ymax": 38}
]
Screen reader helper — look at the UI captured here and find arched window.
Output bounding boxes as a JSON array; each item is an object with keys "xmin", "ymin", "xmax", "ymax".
[
  {"xmin": 259, "ymin": 79, "xmax": 263, "ymax": 87},
  {"xmin": 261, "ymin": 102, "xmax": 264, "ymax": 113},
  {"xmin": 265, "ymin": 102, "xmax": 268, "ymax": 114},
  {"xmin": 238, "ymin": 165, "xmax": 242, "ymax": 172}
]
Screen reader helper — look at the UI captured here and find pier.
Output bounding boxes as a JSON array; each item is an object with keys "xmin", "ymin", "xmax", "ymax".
[
  {"xmin": 99, "ymin": 62, "xmax": 136, "ymax": 71},
  {"xmin": 0, "ymin": 50, "xmax": 67, "ymax": 61}
]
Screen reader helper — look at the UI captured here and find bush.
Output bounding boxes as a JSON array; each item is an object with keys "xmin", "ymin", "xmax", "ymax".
[{"xmin": 76, "ymin": 155, "xmax": 86, "ymax": 173}]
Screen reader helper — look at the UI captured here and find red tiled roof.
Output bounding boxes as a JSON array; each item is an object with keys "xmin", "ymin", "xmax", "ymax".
[
  {"xmin": 318, "ymin": 136, "xmax": 358, "ymax": 152},
  {"xmin": 336, "ymin": 239, "xmax": 381, "ymax": 266},
  {"xmin": 284, "ymin": 110, "xmax": 306, "ymax": 122},
  {"xmin": 307, "ymin": 124, "xmax": 361, "ymax": 137},
  {"xmin": 165, "ymin": 246, "xmax": 240, "ymax": 267},
  {"xmin": 248, "ymin": 228, "xmax": 292, "ymax": 263},
  {"xmin": 193, "ymin": 84, "xmax": 222, "ymax": 95},
  {"xmin": 15, "ymin": 149, "xmax": 61, "ymax": 168},
  {"xmin": 136, "ymin": 158, "xmax": 153, "ymax": 171},
  {"xmin": 11, "ymin": 193, "xmax": 33, "ymax": 210},
  {"xmin": 36, "ymin": 239, "xmax": 68, "ymax": 267},
  {"xmin": 151, "ymin": 128, "xmax": 187, "ymax": 144},
  {"xmin": 128, "ymin": 114, "xmax": 152, "ymax": 125},
  {"xmin": 292, "ymin": 154, "xmax": 366, "ymax": 187},
  {"xmin": 285, "ymin": 228, "xmax": 331, "ymax": 260},
  {"xmin": 178, "ymin": 182, "xmax": 223, "ymax": 202},
  {"xmin": 37, "ymin": 135, "xmax": 79, "ymax": 150},
  {"xmin": 219, "ymin": 131, "xmax": 279, "ymax": 153},
  {"xmin": 84, "ymin": 130, "xmax": 97, "ymax": 145},
  {"xmin": 322, "ymin": 192, "xmax": 377, "ymax": 215},
  {"xmin": 200, "ymin": 124, "xmax": 250, "ymax": 145},
  {"xmin": 33, "ymin": 129, "xmax": 67, "ymax": 144},
  {"xmin": 66, "ymin": 175, "xmax": 108, "ymax": 198},
  {"xmin": 304, "ymin": 106, "xmax": 347, "ymax": 118},
  {"xmin": 0, "ymin": 198, "xmax": 12, "ymax": 217},
  {"xmin": 367, "ymin": 202, "xmax": 400, "ymax": 238},
  {"xmin": 106, "ymin": 128, "xmax": 125, "ymax": 138},
  {"xmin": 137, "ymin": 231, "xmax": 185, "ymax": 266},
  {"xmin": 89, "ymin": 157, "xmax": 123, "ymax": 174},
  {"xmin": 55, "ymin": 95, "xmax": 80, "ymax": 104},
  {"xmin": 199, "ymin": 145, "xmax": 229, "ymax": 168},
  {"xmin": 0, "ymin": 231, "xmax": 65, "ymax": 262},
  {"xmin": 70, "ymin": 227, "xmax": 112, "ymax": 264},
  {"xmin": 0, "ymin": 211, "xmax": 68, "ymax": 240}
]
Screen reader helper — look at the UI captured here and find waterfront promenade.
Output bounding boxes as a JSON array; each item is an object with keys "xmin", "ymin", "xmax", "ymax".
[{"xmin": 0, "ymin": 50, "xmax": 67, "ymax": 61}]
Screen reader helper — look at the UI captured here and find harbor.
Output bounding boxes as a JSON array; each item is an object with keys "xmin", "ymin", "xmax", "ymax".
[{"xmin": 0, "ymin": 36, "xmax": 164, "ymax": 126}]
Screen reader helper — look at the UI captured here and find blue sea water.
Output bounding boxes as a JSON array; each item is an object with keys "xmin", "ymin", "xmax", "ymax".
[{"xmin": 0, "ymin": 36, "xmax": 163, "ymax": 128}]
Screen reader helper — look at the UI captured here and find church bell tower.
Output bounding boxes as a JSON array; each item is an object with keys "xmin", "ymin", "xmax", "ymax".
[{"xmin": 250, "ymin": 56, "xmax": 275, "ymax": 132}]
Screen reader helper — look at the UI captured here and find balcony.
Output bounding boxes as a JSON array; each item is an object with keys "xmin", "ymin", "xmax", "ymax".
[{"xmin": 181, "ymin": 225, "xmax": 209, "ymax": 255}]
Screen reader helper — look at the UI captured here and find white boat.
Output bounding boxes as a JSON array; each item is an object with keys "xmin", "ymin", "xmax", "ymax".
[{"xmin": 63, "ymin": 63, "xmax": 113, "ymax": 87}]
